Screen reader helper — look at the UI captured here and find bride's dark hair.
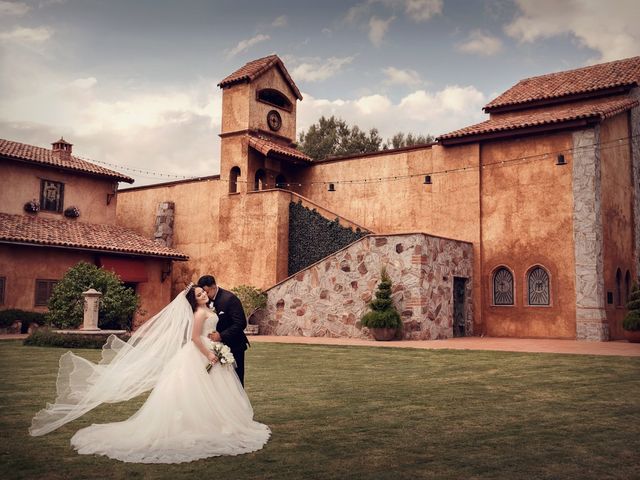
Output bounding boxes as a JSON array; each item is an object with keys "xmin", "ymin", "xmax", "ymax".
[{"xmin": 185, "ymin": 286, "xmax": 198, "ymax": 312}]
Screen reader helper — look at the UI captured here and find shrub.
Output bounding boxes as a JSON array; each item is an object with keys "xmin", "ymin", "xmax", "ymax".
[
  {"xmin": 0, "ymin": 309, "xmax": 46, "ymax": 332},
  {"xmin": 623, "ymin": 283, "xmax": 640, "ymax": 332},
  {"xmin": 360, "ymin": 267, "xmax": 401, "ymax": 330},
  {"xmin": 46, "ymin": 262, "xmax": 139, "ymax": 330},
  {"xmin": 24, "ymin": 327, "xmax": 130, "ymax": 349},
  {"xmin": 231, "ymin": 285, "xmax": 267, "ymax": 321}
]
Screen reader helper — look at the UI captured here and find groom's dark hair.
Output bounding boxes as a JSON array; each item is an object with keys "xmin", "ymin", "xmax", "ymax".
[{"xmin": 197, "ymin": 275, "xmax": 216, "ymax": 288}]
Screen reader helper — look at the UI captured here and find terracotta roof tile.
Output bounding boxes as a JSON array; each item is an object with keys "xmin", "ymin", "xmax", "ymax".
[
  {"xmin": 247, "ymin": 135, "xmax": 311, "ymax": 163},
  {"xmin": 0, "ymin": 139, "xmax": 134, "ymax": 183},
  {"xmin": 0, "ymin": 212, "xmax": 188, "ymax": 260},
  {"xmin": 485, "ymin": 56, "xmax": 640, "ymax": 111},
  {"xmin": 218, "ymin": 55, "xmax": 303, "ymax": 100},
  {"xmin": 439, "ymin": 97, "xmax": 638, "ymax": 143}
]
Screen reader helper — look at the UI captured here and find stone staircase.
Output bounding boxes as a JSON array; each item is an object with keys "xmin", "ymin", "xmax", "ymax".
[{"xmin": 255, "ymin": 232, "xmax": 474, "ymax": 340}]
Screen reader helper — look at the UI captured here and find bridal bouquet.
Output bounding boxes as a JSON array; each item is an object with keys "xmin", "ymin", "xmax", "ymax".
[{"xmin": 206, "ymin": 343, "xmax": 235, "ymax": 373}]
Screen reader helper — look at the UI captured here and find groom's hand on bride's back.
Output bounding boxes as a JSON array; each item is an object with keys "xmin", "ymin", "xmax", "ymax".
[{"xmin": 208, "ymin": 332, "xmax": 222, "ymax": 342}]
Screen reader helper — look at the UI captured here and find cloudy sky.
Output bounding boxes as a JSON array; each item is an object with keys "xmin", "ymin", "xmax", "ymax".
[{"xmin": 1, "ymin": 0, "xmax": 639, "ymax": 186}]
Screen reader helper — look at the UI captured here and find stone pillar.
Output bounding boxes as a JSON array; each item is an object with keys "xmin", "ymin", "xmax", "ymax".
[
  {"xmin": 154, "ymin": 202, "xmax": 175, "ymax": 247},
  {"xmin": 82, "ymin": 288, "xmax": 102, "ymax": 331},
  {"xmin": 630, "ymin": 88, "xmax": 640, "ymax": 279},
  {"xmin": 572, "ymin": 127, "xmax": 609, "ymax": 341}
]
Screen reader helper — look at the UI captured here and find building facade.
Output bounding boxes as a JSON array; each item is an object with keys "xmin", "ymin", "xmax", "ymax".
[
  {"xmin": 0, "ymin": 139, "xmax": 188, "ymax": 325},
  {"xmin": 114, "ymin": 55, "xmax": 639, "ymax": 341}
]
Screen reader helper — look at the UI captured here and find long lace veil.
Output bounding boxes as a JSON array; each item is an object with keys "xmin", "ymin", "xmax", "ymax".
[{"xmin": 29, "ymin": 288, "xmax": 195, "ymax": 437}]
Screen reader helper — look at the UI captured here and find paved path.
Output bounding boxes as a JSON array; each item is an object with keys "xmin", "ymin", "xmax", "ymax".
[
  {"xmin": 3, "ymin": 333, "xmax": 639, "ymax": 357},
  {"xmin": 250, "ymin": 335, "xmax": 640, "ymax": 357}
]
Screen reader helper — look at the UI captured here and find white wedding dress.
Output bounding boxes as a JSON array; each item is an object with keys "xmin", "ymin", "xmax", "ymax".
[{"xmin": 68, "ymin": 314, "xmax": 270, "ymax": 463}]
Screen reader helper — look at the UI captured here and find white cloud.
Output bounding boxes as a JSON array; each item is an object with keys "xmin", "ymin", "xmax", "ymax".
[
  {"xmin": 457, "ymin": 30, "xmax": 503, "ymax": 56},
  {"xmin": 368, "ymin": 16, "xmax": 394, "ymax": 47},
  {"xmin": 291, "ymin": 56, "xmax": 354, "ymax": 83},
  {"xmin": 271, "ymin": 15, "xmax": 288, "ymax": 28},
  {"xmin": 0, "ymin": 26, "xmax": 53, "ymax": 43},
  {"xmin": 0, "ymin": 1, "xmax": 30, "ymax": 15},
  {"xmin": 297, "ymin": 85, "xmax": 486, "ymax": 141},
  {"xmin": 226, "ymin": 33, "xmax": 270, "ymax": 58},
  {"xmin": 404, "ymin": 0, "xmax": 443, "ymax": 22},
  {"xmin": 70, "ymin": 77, "xmax": 97, "ymax": 89},
  {"xmin": 355, "ymin": 94, "xmax": 392, "ymax": 114},
  {"xmin": 506, "ymin": 0, "xmax": 640, "ymax": 62},
  {"xmin": 0, "ymin": 43, "xmax": 223, "ymax": 186},
  {"xmin": 383, "ymin": 66, "xmax": 421, "ymax": 86}
]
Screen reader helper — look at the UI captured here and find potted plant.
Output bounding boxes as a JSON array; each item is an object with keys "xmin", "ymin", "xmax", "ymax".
[
  {"xmin": 231, "ymin": 285, "xmax": 267, "ymax": 335},
  {"xmin": 64, "ymin": 206, "xmax": 81, "ymax": 218},
  {"xmin": 23, "ymin": 199, "xmax": 40, "ymax": 213},
  {"xmin": 360, "ymin": 267, "xmax": 401, "ymax": 341},
  {"xmin": 622, "ymin": 282, "xmax": 640, "ymax": 343}
]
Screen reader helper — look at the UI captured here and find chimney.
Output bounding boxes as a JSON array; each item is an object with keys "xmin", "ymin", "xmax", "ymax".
[{"xmin": 52, "ymin": 137, "xmax": 73, "ymax": 160}]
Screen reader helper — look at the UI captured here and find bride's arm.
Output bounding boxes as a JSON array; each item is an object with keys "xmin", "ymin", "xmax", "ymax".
[{"xmin": 191, "ymin": 311, "xmax": 218, "ymax": 363}]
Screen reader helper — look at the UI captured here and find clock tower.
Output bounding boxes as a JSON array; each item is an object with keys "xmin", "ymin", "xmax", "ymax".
[{"xmin": 217, "ymin": 55, "xmax": 308, "ymax": 194}]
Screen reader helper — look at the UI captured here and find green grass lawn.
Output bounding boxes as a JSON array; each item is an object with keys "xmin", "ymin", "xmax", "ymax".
[{"xmin": 1, "ymin": 340, "xmax": 639, "ymax": 480}]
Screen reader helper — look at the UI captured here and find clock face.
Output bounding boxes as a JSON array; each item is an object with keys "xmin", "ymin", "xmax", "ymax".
[{"xmin": 267, "ymin": 110, "xmax": 282, "ymax": 131}]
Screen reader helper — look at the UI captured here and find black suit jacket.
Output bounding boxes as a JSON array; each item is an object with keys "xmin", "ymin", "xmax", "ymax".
[{"xmin": 211, "ymin": 288, "xmax": 249, "ymax": 353}]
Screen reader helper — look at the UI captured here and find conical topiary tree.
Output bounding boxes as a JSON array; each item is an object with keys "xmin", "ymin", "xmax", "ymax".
[
  {"xmin": 623, "ymin": 282, "xmax": 640, "ymax": 331},
  {"xmin": 361, "ymin": 267, "xmax": 401, "ymax": 331}
]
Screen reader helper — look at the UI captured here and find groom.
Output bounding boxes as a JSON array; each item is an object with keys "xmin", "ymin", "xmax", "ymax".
[{"xmin": 197, "ymin": 275, "xmax": 250, "ymax": 386}]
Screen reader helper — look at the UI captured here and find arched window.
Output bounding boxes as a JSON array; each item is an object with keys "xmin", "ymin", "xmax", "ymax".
[
  {"xmin": 257, "ymin": 88, "xmax": 292, "ymax": 111},
  {"xmin": 624, "ymin": 270, "xmax": 631, "ymax": 305},
  {"xmin": 527, "ymin": 266, "xmax": 550, "ymax": 306},
  {"xmin": 493, "ymin": 267, "xmax": 514, "ymax": 305},
  {"xmin": 229, "ymin": 166, "xmax": 241, "ymax": 194},
  {"xmin": 275, "ymin": 174, "xmax": 286, "ymax": 189},
  {"xmin": 254, "ymin": 169, "xmax": 266, "ymax": 191},
  {"xmin": 615, "ymin": 268, "xmax": 622, "ymax": 306}
]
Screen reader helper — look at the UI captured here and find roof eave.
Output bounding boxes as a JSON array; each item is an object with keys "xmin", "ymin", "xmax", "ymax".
[
  {"xmin": 0, "ymin": 239, "xmax": 189, "ymax": 261},
  {"xmin": 1, "ymin": 154, "xmax": 134, "ymax": 183},
  {"xmin": 438, "ymin": 118, "xmax": 597, "ymax": 146},
  {"xmin": 484, "ymin": 84, "xmax": 636, "ymax": 114}
]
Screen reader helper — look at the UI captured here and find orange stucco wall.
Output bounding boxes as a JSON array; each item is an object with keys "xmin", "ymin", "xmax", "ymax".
[
  {"xmin": 117, "ymin": 179, "xmax": 292, "ymax": 294},
  {"xmin": 0, "ymin": 244, "xmax": 169, "ymax": 324},
  {"xmin": 600, "ymin": 112, "xmax": 636, "ymax": 338},
  {"xmin": 0, "ymin": 160, "xmax": 119, "ymax": 224},
  {"xmin": 480, "ymin": 131, "xmax": 576, "ymax": 338}
]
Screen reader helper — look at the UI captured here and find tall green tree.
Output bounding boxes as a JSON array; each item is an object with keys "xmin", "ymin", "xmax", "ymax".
[
  {"xmin": 298, "ymin": 116, "xmax": 383, "ymax": 161},
  {"xmin": 383, "ymin": 132, "xmax": 435, "ymax": 149},
  {"xmin": 298, "ymin": 116, "xmax": 434, "ymax": 161}
]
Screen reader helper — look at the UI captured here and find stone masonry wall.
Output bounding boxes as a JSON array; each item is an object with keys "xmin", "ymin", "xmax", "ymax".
[
  {"xmin": 572, "ymin": 127, "xmax": 609, "ymax": 341},
  {"xmin": 259, "ymin": 233, "xmax": 473, "ymax": 340},
  {"xmin": 154, "ymin": 201, "xmax": 175, "ymax": 247}
]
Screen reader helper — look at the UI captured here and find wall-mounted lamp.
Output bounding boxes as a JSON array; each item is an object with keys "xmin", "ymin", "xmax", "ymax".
[
  {"xmin": 328, "ymin": 183, "xmax": 335, "ymax": 192},
  {"xmin": 556, "ymin": 154, "xmax": 566, "ymax": 165},
  {"xmin": 161, "ymin": 262, "xmax": 172, "ymax": 282},
  {"xmin": 423, "ymin": 175, "xmax": 432, "ymax": 185}
]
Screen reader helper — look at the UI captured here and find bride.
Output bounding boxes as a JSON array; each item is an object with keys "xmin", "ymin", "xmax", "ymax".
[{"xmin": 29, "ymin": 285, "xmax": 270, "ymax": 463}]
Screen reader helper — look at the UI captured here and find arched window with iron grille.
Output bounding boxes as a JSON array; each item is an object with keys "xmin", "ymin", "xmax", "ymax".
[
  {"xmin": 527, "ymin": 266, "xmax": 550, "ymax": 306},
  {"xmin": 493, "ymin": 267, "xmax": 514, "ymax": 306}
]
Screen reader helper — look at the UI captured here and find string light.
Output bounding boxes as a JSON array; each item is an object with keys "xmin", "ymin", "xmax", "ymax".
[{"xmin": 74, "ymin": 133, "xmax": 638, "ymax": 185}]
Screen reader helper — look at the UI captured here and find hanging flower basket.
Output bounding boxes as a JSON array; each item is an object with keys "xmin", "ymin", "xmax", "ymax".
[
  {"xmin": 23, "ymin": 200, "xmax": 40, "ymax": 213},
  {"xmin": 64, "ymin": 206, "xmax": 81, "ymax": 218}
]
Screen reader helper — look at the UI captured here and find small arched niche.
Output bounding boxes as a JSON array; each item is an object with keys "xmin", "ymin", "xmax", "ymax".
[
  {"xmin": 254, "ymin": 169, "xmax": 266, "ymax": 191},
  {"xmin": 229, "ymin": 166, "xmax": 241, "ymax": 193},
  {"xmin": 257, "ymin": 88, "xmax": 292, "ymax": 112}
]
